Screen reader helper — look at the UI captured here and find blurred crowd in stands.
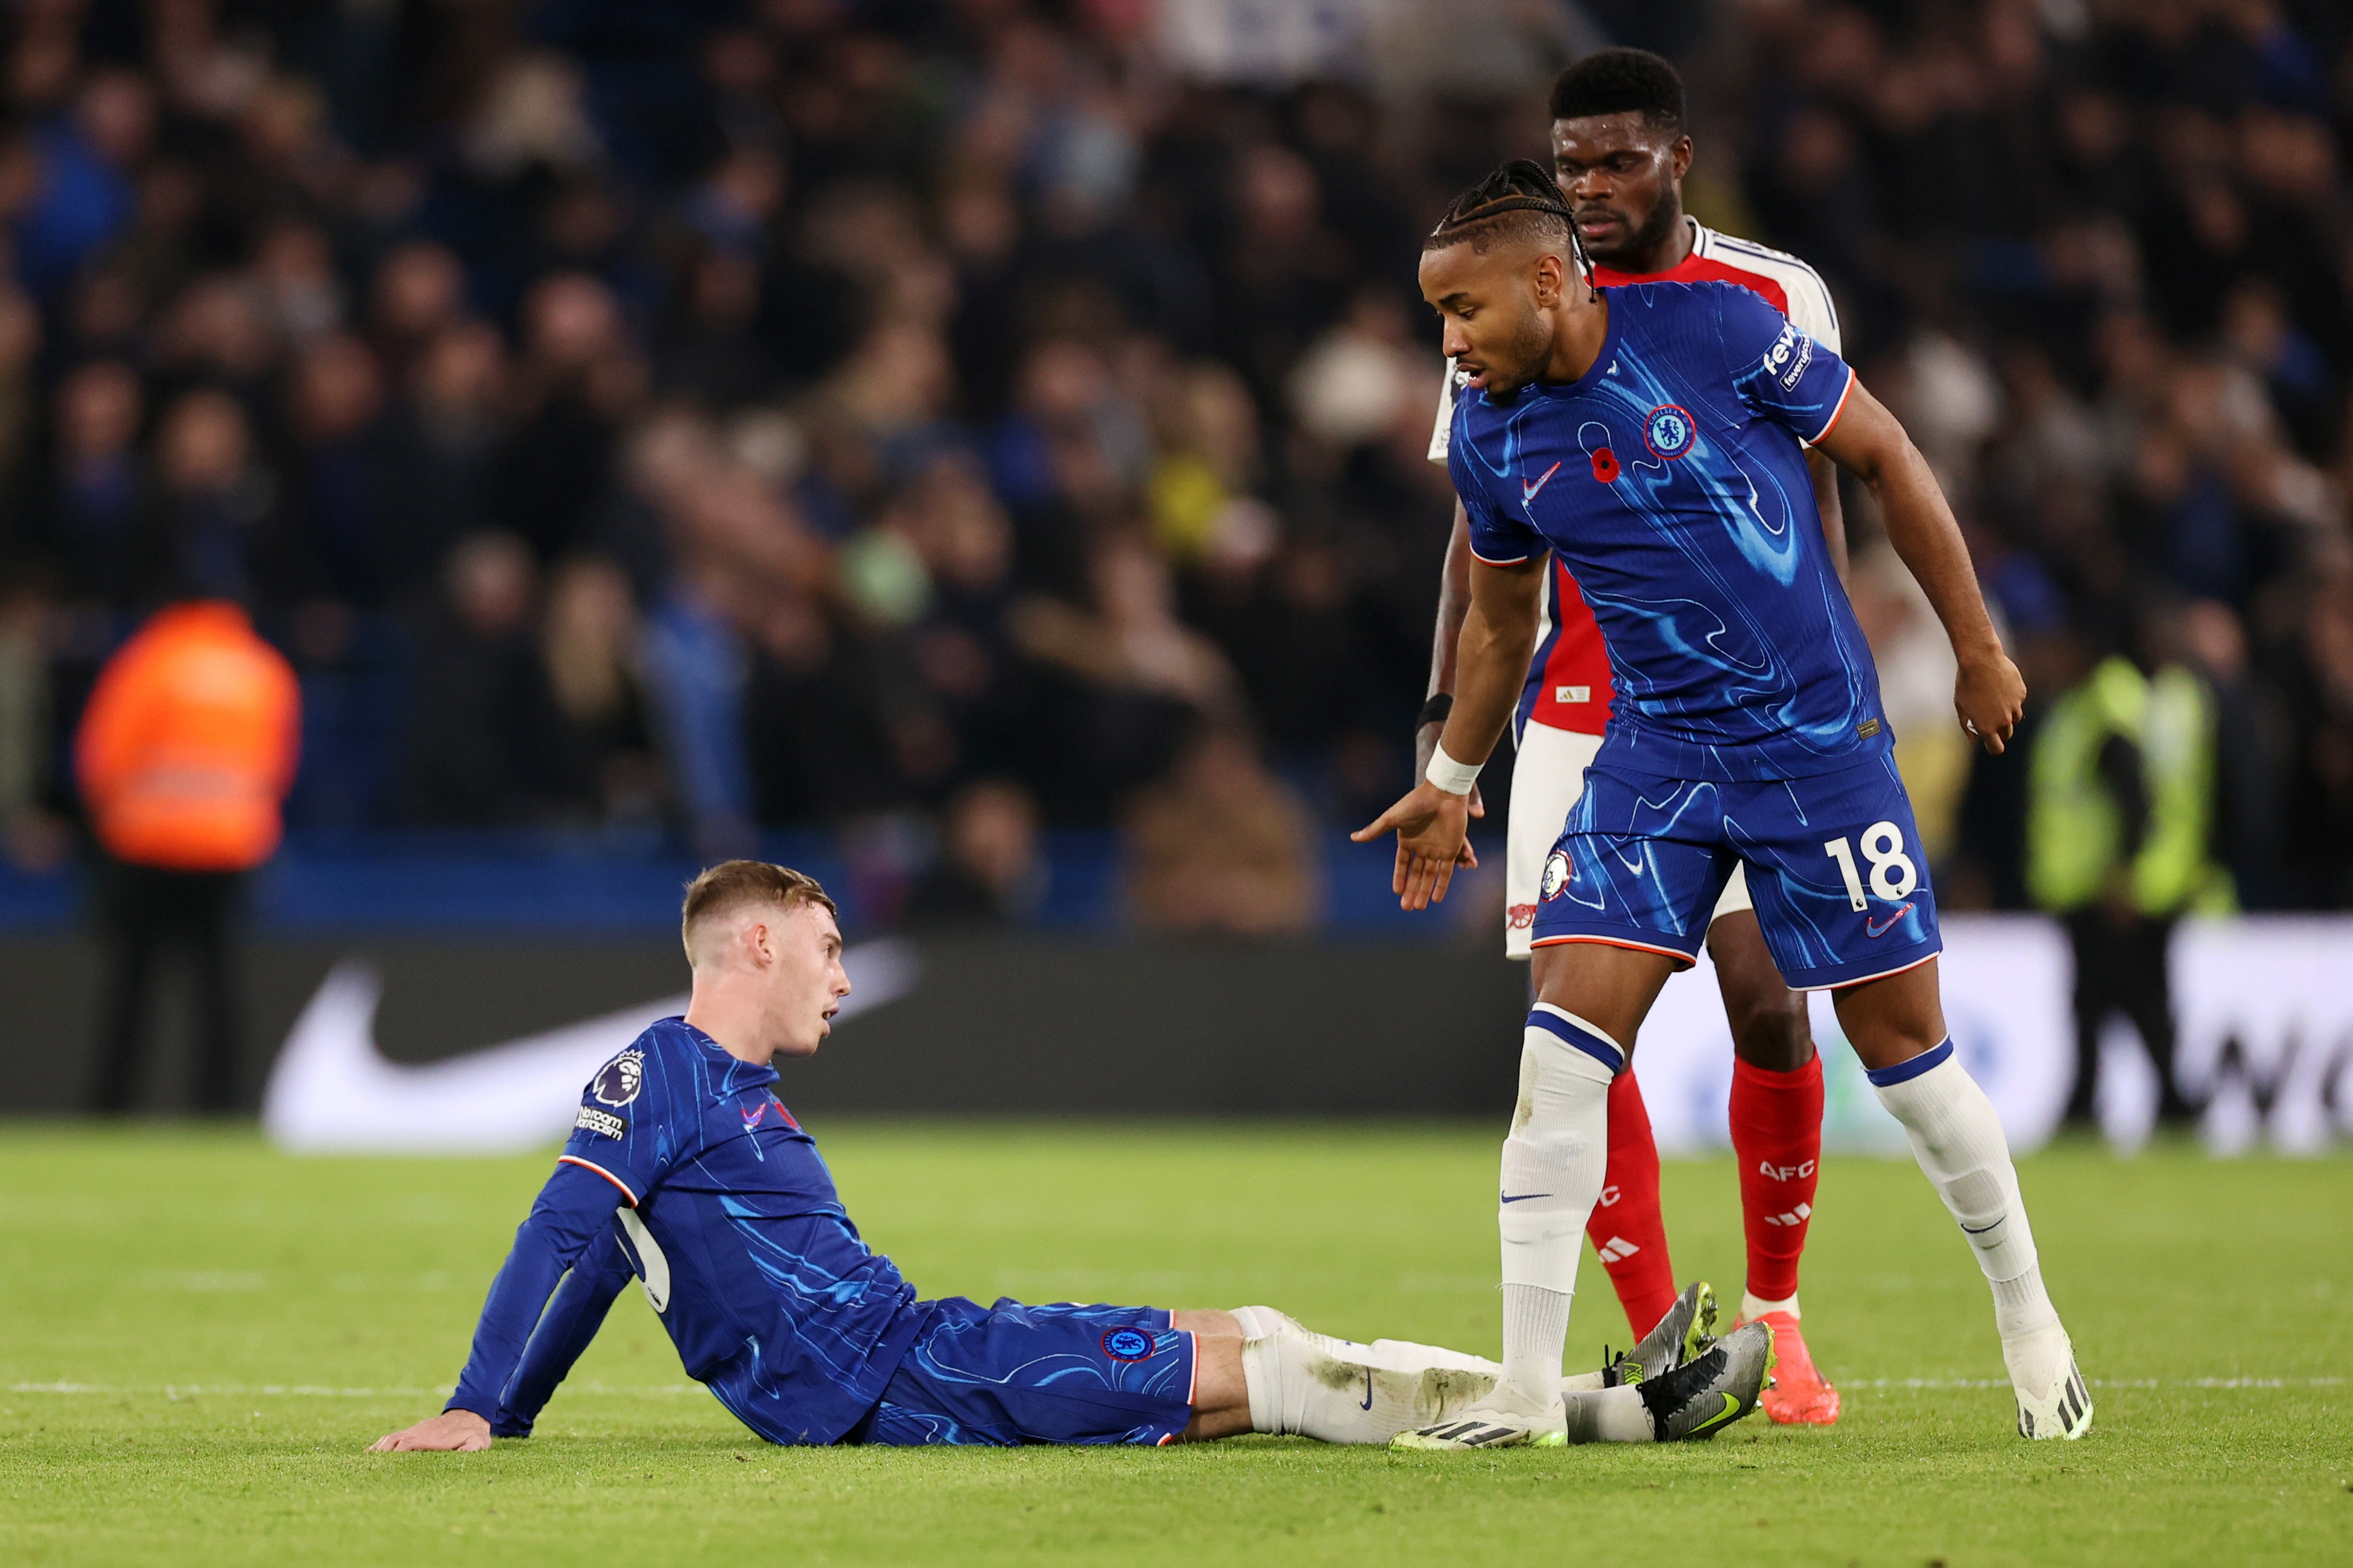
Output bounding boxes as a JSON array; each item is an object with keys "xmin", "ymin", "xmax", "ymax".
[{"xmin": 2, "ymin": 0, "xmax": 2352, "ymax": 935}]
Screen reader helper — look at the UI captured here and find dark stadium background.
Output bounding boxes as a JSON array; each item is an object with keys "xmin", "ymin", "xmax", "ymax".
[{"xmin": 0, "ymin": 0, "xmax": 2349, "ymax": 1124}]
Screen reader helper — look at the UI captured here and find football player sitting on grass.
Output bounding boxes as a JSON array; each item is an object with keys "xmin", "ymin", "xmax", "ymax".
[{"xmin": 372, "ymin": 860, "xmax": 1769, "ymax": 1454}]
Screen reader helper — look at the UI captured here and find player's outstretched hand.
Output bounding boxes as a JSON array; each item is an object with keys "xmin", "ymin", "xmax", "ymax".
[
  {"xmin": 371, "ymin": 1409, "xmax": 493, "ymax": 1453},
  {"xmin": 1954, "ymin": 646, "xmax": 2027, "ymax": 754},
  {"xmin": 1353, "ymin": 782, "xmax": 1475, "ymax": 911}
]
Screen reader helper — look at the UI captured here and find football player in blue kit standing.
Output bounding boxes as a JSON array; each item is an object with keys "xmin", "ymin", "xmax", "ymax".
[
  {"xmin": 1357, "ymin": 162, "xmax": 2092, "ymax": 1449},
  {"xmin": 372, "ymin": 859, "xmax": 1772, "ymax": 1455}
]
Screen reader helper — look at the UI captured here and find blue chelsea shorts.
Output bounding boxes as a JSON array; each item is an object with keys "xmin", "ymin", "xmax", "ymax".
[
  {"xmin": 847, "ymin": 1298, "xmax": 1197, "ymax": 1447},
  {"xmin": 1529, "ymin": 753, "xmax": 1942, "ymax": 990}
]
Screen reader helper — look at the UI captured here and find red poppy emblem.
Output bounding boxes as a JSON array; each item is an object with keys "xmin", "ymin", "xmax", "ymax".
[{"xmin": 1591, "ymin": 447, "xmax": 1620, "ymax": 483}]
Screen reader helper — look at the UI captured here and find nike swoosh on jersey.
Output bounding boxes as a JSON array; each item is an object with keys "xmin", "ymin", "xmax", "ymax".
[
  {"xmin": 1499, "ymin": 1192, "xmax": 1553, "ymax": 1203},
  {"xmin": 1522, "ymin": 460, "xmax": 1563, "ymax": 504}
]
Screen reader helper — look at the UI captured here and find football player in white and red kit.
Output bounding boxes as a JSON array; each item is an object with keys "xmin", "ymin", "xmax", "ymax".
[{"xmin": 1416, "ymin": 49, "xmax": 1844, "ymax": 1425}]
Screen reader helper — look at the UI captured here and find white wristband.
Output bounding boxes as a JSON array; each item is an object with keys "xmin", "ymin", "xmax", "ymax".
[{"xmin": 1425, "ymin": 741, "xmax": 1482, "ymax": 796}]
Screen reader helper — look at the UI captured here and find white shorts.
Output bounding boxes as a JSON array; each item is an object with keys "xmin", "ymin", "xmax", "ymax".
[{"xmin": 1503, "ymin": 720, "xmax": 1753, "ymax": 960}]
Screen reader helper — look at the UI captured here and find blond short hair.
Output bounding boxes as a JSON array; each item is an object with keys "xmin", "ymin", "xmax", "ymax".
[{"xmin": 680, "ymin": 860, "xmax": 837, "ymax": 958}]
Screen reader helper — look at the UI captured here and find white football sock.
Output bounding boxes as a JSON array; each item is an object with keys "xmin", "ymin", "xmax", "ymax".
[
  {"xmin": 1869, "ymin": 1042, "xmax": 2068, "ymax": 1393},
  {"xmin": 1239, "ymin": 1330, "xmax": 1280, "ymax": 1435},
  {"xmin": 1235, "ymin": 1315, "xmax": 1654, "ymax": 1443},
  {"xmin": 1229, "ymin": 1305, "xmax": 1281, "ymax": 1342},
  {"xmin": 1994, "ymin": 1269, "xmax": 2069, "ymax": 1396},
  {"xmin": 1498, "ymin": 1283, "xmax": 1571, "ymax": 1413},
  {"xmin": 1231, "ymin": 1305, "xmax": 1334, "ymax": 1351},
  {"xmin": 1496, "ymin": 1006, "xmax": 1619, "ymax": 1411},
  {"xmin": 1562, "ymin": 1385, "xmax": 1659, "ymax": 1443},
  {"xmin": 1363, "ymin": 1337, "xmax": 1604, "ymax": 1394},
  {"xmin": 1740, "ymin": 1291, "xmax": 1799, "ymax": 1321},
  {"xmin": 1257, "ymin": 1320, "xmax": 1594, "ymax": 1388},
  {"xmin": 1237, "ymin": 1321, "xmax": 1465, "ymax": 1443},
  {"xmin": 1365, "ymin": 1338, "xmax": 1496, "ymax": 1375}
]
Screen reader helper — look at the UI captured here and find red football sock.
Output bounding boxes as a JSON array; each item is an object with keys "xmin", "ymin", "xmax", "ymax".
[
  {"xmin": 1730, "ymin": 1055, "xmax": 1825, "ymax": 1304},
  {"xmin": 1586, "ymin": 1069, "xmax": 1678, "ymax": 1338}
]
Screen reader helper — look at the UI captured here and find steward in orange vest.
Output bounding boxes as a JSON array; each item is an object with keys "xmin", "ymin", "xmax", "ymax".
[{"xmin": 75, "ymin": 601, "xmax": 300, "ymax": 871}]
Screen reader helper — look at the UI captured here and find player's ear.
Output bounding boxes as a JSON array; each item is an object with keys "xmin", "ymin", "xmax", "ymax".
[
  {"xmin": 1668, "ymin": 134, "xmax": 1693, "ymax": 181},
  {"xmin": 1531, "ymin": 250, "xmax": 1565, "ymax": 309}
]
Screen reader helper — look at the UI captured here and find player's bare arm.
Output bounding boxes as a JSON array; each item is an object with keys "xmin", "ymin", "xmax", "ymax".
[
  {"xmin": 1413, "ymin": 498, "xmax": 1487, "ymax": 827},
  {"xmin": 1808, "ymin": 449, "xmax": 1849, "ymax": 580},
  {"xmin": 1813, "ymin": 384, "xmax": 2023, "ymax": 753},
  {"xmin": 1359, "ymin": 552, "xmax": 1544, "ymax": 908}
]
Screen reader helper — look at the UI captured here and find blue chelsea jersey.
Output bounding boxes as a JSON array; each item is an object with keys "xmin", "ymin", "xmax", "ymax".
[
  {"xmin": 448, "ymin": 1018, "xmax": 924, "ymax": 1445},
  {"xmin": 1451, "ymin": 281, "xmax": 1890, "ymax": 783}
]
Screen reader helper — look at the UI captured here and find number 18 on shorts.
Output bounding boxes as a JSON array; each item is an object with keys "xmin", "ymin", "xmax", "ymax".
[{"xmin": 1530, "ymin": 754, "xmax": 1941, "ymax": 990}]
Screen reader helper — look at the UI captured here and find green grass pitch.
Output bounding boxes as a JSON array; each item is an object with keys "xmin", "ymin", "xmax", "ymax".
[{"xmin": 1, "ymin": 1123, "xmax": 2346, "ymax": 1566}]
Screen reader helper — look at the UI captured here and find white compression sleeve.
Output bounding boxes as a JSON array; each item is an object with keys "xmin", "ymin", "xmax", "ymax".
[
  {"xmin": 1870, "ymin": 1043, "xmax": 2067, "ymax": 1392},
  {"xmin": 1497, "ymin": 1007, "xmax": 1619, "ymax": 1409}
]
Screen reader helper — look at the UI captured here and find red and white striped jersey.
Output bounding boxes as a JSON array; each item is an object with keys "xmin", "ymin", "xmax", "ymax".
[{"xmin": 1427, "ymin": 218, "xmax": 1841, "ymax": 739}]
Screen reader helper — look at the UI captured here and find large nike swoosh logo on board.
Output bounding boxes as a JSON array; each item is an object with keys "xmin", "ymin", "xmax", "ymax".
[{"xmin": 260, "ymin": 942, "xmax": 919, "ymax": 1153}]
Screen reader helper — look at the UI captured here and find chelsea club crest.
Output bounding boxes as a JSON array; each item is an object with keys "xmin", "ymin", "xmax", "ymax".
[
  {"xmin": 1101, "ymin": 1327, "xmax": 1154, "ymax": 1362},
  {"xmin": 1643, "ymin": 403, "xmax": 1696, "ymax": 460}
]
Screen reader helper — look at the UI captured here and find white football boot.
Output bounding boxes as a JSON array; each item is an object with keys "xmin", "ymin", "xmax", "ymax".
[
  {"xmin": 2011, "ymin": 1335, "xmax": 2093, "ymax": 1440},
  {"xmin": 1389, "ymin": 1387, "xmax": 1566, "ymax": 1450}
]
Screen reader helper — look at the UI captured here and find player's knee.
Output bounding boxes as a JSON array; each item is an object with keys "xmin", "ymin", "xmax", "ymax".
[
  {"xmin": 1831, "ymin": 972, "xmax": 1948, "ymax": 1071},
  {"xmin": 1728, "ymin": 990, "xmax": 1814, "ymax": 1072},
  {"xmin": 1173, "ymin": 1307, "xmax": 1244, "ymax": 1338}
]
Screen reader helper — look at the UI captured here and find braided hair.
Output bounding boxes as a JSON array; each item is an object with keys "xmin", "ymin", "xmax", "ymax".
[{"xmin": 1422, "ymin": 159, "xmax": 1597, "ymax": 301}]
